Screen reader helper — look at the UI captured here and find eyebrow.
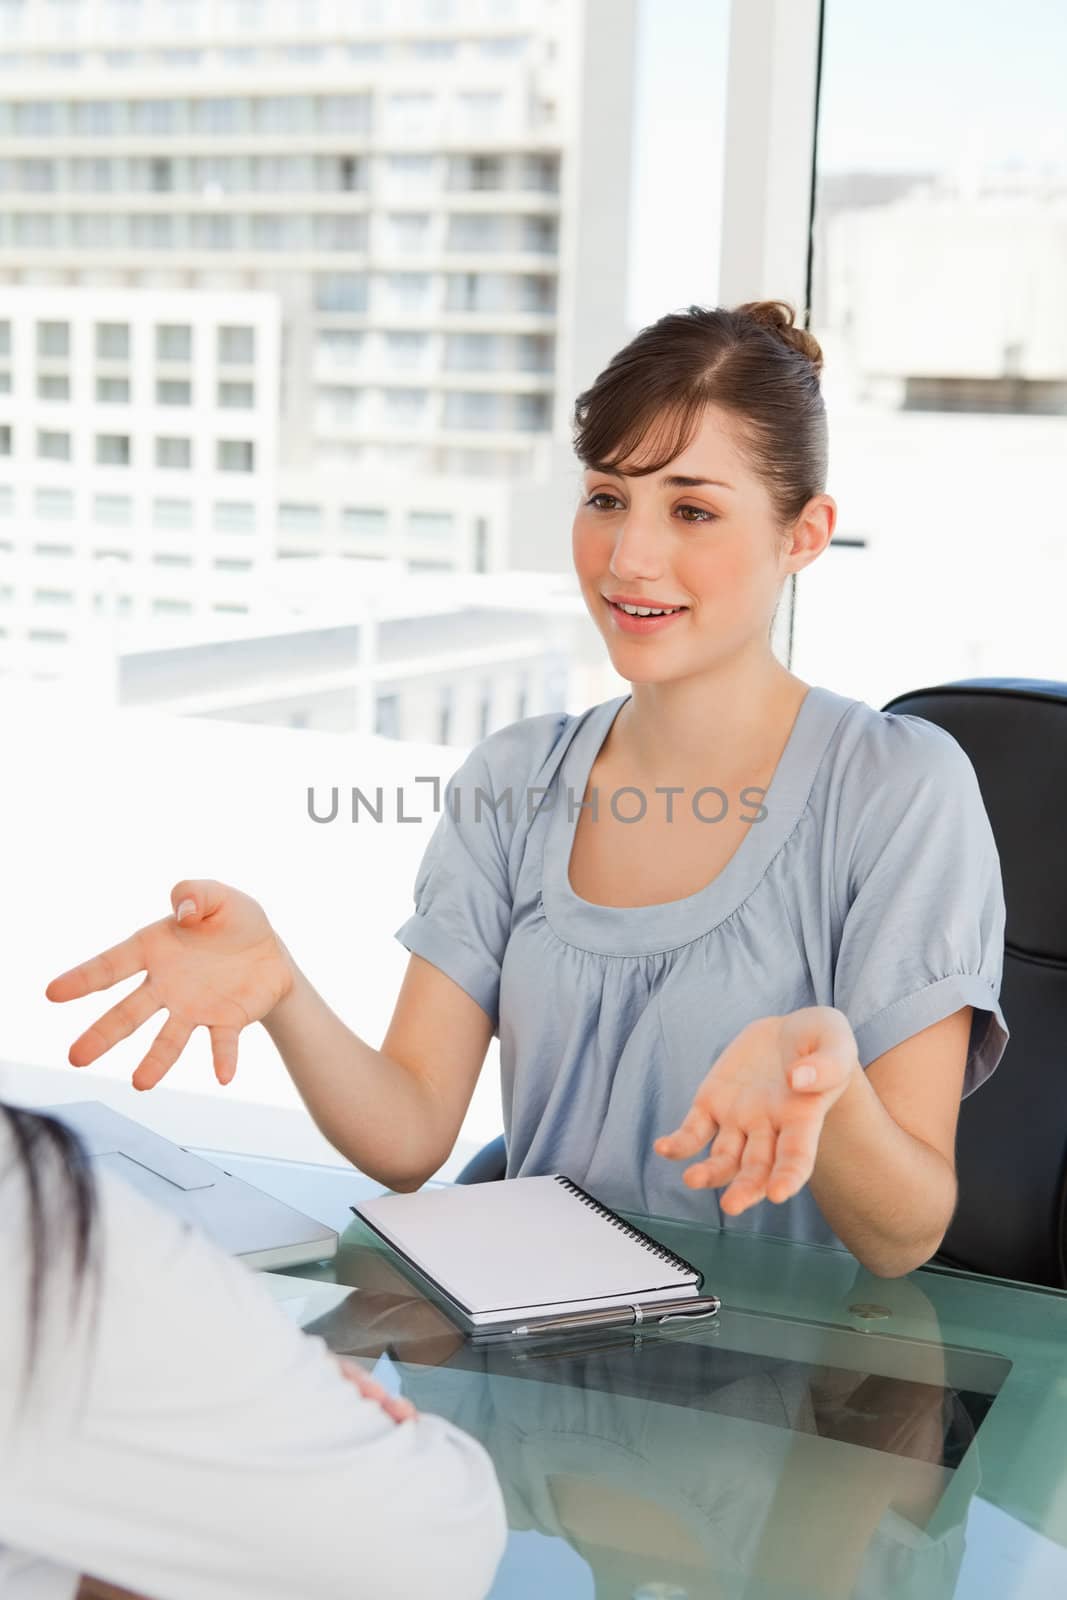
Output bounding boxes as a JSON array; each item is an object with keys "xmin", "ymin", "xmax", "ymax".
[{"xmin": 586, "ymin": 464, "xmax": 736, "ymax": 492}]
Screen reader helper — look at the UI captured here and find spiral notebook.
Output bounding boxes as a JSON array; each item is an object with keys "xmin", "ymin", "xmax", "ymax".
[{"xmin": 352, "ymin": 1174, "xmax": 709, "ymax": 1334}]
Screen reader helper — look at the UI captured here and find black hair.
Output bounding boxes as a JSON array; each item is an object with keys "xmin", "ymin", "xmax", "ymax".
[{"xmin": 2, "ymin": 1103, "xmax": 99, "ymax": 1389}]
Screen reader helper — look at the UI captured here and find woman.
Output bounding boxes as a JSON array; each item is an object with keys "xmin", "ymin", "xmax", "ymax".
[
  {"xmin": 0, "ymin": 1103, "xmax": 506, "ymax": 1599},
  {"xmin": 45, "ymin": 301, "xmax": 1009, "ymax": 1279}
]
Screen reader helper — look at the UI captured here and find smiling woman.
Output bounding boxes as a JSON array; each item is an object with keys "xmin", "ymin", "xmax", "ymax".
[{"xmin": 45, "ymin": 301, "xmax": 1010, "ymax": 1283}]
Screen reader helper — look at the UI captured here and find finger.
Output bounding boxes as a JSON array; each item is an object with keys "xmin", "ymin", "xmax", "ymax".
[
  {"xmin": 766, "ymin": 1119, "xmax": 820, "ymax": 1203},
  {"xmin": 788, "ymin": 1050, "xmax": 850, "ymax": 1094},
  {"xmin": 68, "ymin": 977, "xmax": 161, "ymax": 1069},
  {"xmin": 208, "ymin": 1026, "xmax": 240, "ymax": 1087},
  {"xmin": 131, "ymin": 1014, "xmax": 194, "ymax": 1092},
  {"xmin": 720, "ymin": 1123, "xmax": 775, "ymax": 1215},
  {"xmin": 45, "ymin": 932, "xmax": 147, "ymax": 1004},
  {"xmin": 654, "ymin": 1103, "xmax": 717, "ymax": 1160},
  {"xmin": 684, "ymin": 1124, "xmax": 745, "ymax": 1189},
  {"xmin": 171, "ymin": 879, "xmax": 228, "ymax": 926}
]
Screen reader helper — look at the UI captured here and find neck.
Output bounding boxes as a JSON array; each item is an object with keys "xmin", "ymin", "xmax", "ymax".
[{"xmin": 607, "ymin": 657, "xmax": 809, "ymax": 788}]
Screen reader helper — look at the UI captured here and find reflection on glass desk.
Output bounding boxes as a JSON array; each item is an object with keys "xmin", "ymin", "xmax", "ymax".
[{"xmin": 193, "ymin": 1147, "xmax": 1067, "ymax": 1600}]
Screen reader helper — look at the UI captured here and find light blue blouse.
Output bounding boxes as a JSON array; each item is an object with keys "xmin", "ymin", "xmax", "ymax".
[{"xmin": 394, "ymin": 683, "xmax": 1010, "ymax": 1250}]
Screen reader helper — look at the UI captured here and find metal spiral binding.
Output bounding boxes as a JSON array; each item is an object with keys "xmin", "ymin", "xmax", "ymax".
[{"xmin": 553, "ymin": 1175, "xmax": 699, "ymax": 1277}]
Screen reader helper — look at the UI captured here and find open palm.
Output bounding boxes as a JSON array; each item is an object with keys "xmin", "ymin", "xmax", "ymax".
[
  {"xmin": 44, "ymin": 879, "xmax": 294, "ymax": 1090},
  {"xmin": 654, "ymin": 1006, "xmax": 860, "ymax": 1214}
]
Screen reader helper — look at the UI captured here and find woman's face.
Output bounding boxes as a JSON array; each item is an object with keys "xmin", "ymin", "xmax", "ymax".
[{"xmin": 572, "ymin": 403, "xmax": 830, "ymax": 684}]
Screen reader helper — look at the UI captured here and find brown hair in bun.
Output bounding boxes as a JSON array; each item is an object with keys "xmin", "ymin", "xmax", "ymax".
[{"xmin": 572, "ymin": 299, "xmax": 827, "ymax": 528}]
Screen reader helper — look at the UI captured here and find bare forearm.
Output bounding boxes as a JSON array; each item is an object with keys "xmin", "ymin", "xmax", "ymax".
[
  {"xmin": 809, "ymin": 1062, "xmax": 956, "ymax": 1277},
  {"xmin": 261, "ymin": 952, "xmax": 446, "ymax": 1188}
]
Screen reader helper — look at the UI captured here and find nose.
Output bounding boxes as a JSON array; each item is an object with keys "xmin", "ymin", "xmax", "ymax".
[{"xmin": 608, "ymin": 513, "xmax": 666, "ymax": 584}]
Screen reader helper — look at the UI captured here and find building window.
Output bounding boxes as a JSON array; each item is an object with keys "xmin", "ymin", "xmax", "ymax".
[
  {"xmin": 218, "ymin": 380, "xmax": 253, "ymax": 409},
  {"xmin": 93, "ymin": 494, "xmax": 133, "ymax": 525},
  {"xmin": 152, "ymin": 598, "xmax": 194, "ymax": 615},
  {"xmin": 155, "ymin": 436, "xmax": 191, "ymax": 469},
  {"xmin": 315, "ymin": 274, "xmax": 368, "ymax": 313},
  {"xmin": 156, "ymin": 379, "xmax": 191, "ymax": 406},
  {"xmin": 33, "ymin": 489, "xmax": 73, "ymax": 520},
  {"xmin": 213, "ymin": 500, "xmax": 255, "ymax": 531},
  {"xmin": 96, "ymin": 376, "xmax": 130, "ymax": 403},
  {"xmin": 436, "ymin": 685, "xmax": 453, "ymax": 745},
  {"xmin": 407, "ymin": 510, "xmax": 453, "ymax": 542},
  {"xmin": 36, "ymin": 321, "xmax": 70, "ymax": 359},
  {"xmin": 39, "ymin": 430, "xmax": 72, "ymax": 461},
  {"xmin": 0, "ymin": 323, "xmax": 8, "ymax": 356},
  {"xmin": 152, "ymin": 552, "xmax": 193, "ymax": 567},
  {"xmin": 31, "ymin": 588, "xmax": 75, "ymax": 607},
  {"xmin": 217, "ymin": 325, "xmax": 255, "ymax": 365},
  {"xmin": 217, "ymin": 439, "xmax": 254, "ymax": 473},
  {"xmin": 341, "ymin": 506, "xmax": 386, "ymax": 537},
  {"xmin": 37, "ymin": 373, "xmax": 70, "ymax": 401},
  {"xmin": 156, "ymin": 324, "xmax": 192, "ymax": 362},
  {"xmin": 153, "ymin": 497, "xmax": 192, "ymax": 529},
  {"xmin": 278, "ymin": 502, "xmax": 322, "ymax": 533},
  {"xmin": 96, "ymin": 433, "xmax": 130, "ymax": 466},
  {"xmin": 95, "ymin": 322, "xmax": 129, "ymax": 360},
  {"xmin": 214, "ymin": 557, "xmax": 252, "ymax": 572},
  {"xmin": 375, "ymin": 693, "xmax": 401, "ymax": 739},
  {"xmin": 32, "ymin": 542, "xmax": 74, "ymax": 558},
  {"xmin": 0, "ymin": 425, "xmax": 10, "ymax": 456}
]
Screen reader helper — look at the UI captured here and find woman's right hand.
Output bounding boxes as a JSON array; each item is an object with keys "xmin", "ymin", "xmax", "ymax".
[{"xmin": 44, "ymin": 879, "xmax": 295, "ymax": 1090}]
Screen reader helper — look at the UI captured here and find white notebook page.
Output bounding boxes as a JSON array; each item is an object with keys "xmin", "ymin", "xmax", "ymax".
[{"xmin": 355, "ymin": 1174, "xmax": 701, "ymax": 1325}]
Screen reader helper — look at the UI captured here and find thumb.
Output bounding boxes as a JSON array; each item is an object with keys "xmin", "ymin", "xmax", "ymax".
[
  {"xmin": 788, "ymin": 1051, "xmax": 849, "ymax": 1093},
  {"xmin": 171, "ymin": 879, "xmax": 226, "ymax": 926}
]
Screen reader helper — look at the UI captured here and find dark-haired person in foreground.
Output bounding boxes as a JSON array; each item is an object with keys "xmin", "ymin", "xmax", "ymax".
[
  {"xmin": 47, "ymin": 300, "xmax": 1009, "ymax": 1283},
  {"xmin": 0, "ymin": 1104, "xmax": 506, "ymax": 1600}
]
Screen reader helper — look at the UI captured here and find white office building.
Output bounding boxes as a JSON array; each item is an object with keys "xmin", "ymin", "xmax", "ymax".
[{"xmin": 0, "ymin": 0, "xmax": 638, "ymax": 685}]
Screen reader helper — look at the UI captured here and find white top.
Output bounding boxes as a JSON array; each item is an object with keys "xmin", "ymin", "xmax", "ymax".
[{"xmin": 0, "ymin": 1122, "xmax": 507, "ymax": 1600}]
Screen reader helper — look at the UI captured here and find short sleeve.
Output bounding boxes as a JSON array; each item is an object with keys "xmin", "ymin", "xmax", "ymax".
[
  {"xmin": 393, "ymin": 741, "xmax": 515, "ymax": 1032},
  {"xmin": 832, "ymin": 721, "xmax": 1009, "ymax": 1096}
]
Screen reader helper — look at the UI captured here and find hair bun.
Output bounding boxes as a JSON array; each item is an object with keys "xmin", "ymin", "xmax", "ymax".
[{"xmin": 735, "ymin": 299, "xmax": 824, "ymax": 377}]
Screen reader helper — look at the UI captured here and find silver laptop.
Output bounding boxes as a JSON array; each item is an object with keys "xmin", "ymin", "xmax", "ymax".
[{"xmin": 39, "ymin": 1101, "xmax": 338, "ymax": 1270}]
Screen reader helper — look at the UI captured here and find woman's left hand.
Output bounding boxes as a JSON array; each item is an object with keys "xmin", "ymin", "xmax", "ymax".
[
  {"xmin": 334, "ymin": 1354, "xmax": 417, "ymax": 1423},
  {"xmin": 654, "ymin": 1006, "xmax": 860, "ymax": 1213}
]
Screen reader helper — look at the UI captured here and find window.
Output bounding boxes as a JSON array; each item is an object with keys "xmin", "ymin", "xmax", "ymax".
[
  {"xmin": 153, "ymin": 497, "xmax": 192, "ymax": 529},
  {"xmin": 156, "ymin": 379, "xmax": 191, "ymax": 407},
  {"xmin": 407, "ymin": 510, "xmax": 454, "ymax": 542},
  {"xmin": 218, "ymin": 325, "xmax": 255, "ymax": 365},
  {"xmin": 313, "ymin": 214, "xmax": 368, "ymax": 252},
  {"xmin": 156, "ymin": 436, "xmax": 191, "ymax": 469},
  {"xmin": 317, "ymin": 330, "xmax": 364, "ymax": 367},
  {"xmin": 278, "ymin": 503, "xmax": 322, "ymax": 532},
  {"xmin": 32, "ymin": 542, "xmax": 74, "ymax": 558},
  {"xmin": 32, "ymin": 587, "xmax": 75, "ymax": 606},
  {"xmin": 152, "ymin": 598, "xmax": 194, "ymax": 615},
  {"xmin": 383, "ymin": 388, "xmax": 428, "ymax": 425},
  {"xmin": 0, "ymin": 425, "xmax": 11, "ymax": 456},
  {"xmin": 213, "ymin": 500, "xmax": 255, "ymax": 531},
  {"xmin": 33, "ymin": 489, "xmax": 73, "ymax": 520},
  {"xmin": 74, "ymin": 101, "xmax": 118, "ymax": 137},
  {"xmin": 152, "ymin": 552, "xmax": 193, "ymax": 567},
  {"xmin": 193, "ymin": 98, "xmax": 241, "ymax": 134},
  {"xmin": 217, "ymin": 439, "xmax": 254, "ymax": 473},
  {"xmin": 37, "ymin": 374, "xmax": 70, "ymax": 401},
  {"xmin": 96, "ymin": 322, "xmax": 129, "ymax": 360},
  {"xmin": 192, "ymin": 215, "xmax": 234, "ymax": 251},
  {"xmin": 218, "ymin": 381, "xmax": 254, "ymax": 409},
  {"xmin": 374, "ymin": 693, "xmax": 401, "ymax": 738},
  {"xmin": 0, "ymin": 324, "xmax": 9, "ymax": 357},
  {"xmin": 384, "ymin": 331, "xmax": 429, "ymax": 369},
  {"xmin": 342, "ymin": 507, "xmax": 386, "ymax": 537},
  {"xmin": 96, "ymin": 376, "xmax": 130, "ymax": 403},
  {"xmin": 214, "ymin": 557, "xmax": 253, "ymax": 572},
  {"xmin": 156, "ymin": 324, "xmax": 192, "ymax": 362},
  {"xmin": 38, "ymin": 430, "xmax": 71, "ymax": 461},
  {"xmin": 131, "ymin": 100, "xmax": 177, "ymax": 134},
  {"xmin": 93, "ymin": 494, "xmax": 132, "ymax": 525},
  {"xmin": 36, "ymin": 321, "xmax": 69, "ymax": 358},
  {"xmin": 96, "ymin": 434, "xmax": 130, "ymax": 466},
  {"xmin": 315, "ymin": 274, "xmax": 368, "ymax": 313}
]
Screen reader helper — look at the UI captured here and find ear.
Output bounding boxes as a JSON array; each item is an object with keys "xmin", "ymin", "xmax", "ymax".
[{"xmin": 784, "ymin": 493, "xmax": 836, "ymax": 574}]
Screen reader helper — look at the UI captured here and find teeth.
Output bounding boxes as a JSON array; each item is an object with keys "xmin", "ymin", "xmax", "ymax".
[{"xmin": 617, "ymin": 602, "xmax": 681, "ymax": 617}]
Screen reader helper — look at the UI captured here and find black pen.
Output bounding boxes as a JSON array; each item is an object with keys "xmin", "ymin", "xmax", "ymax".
[{"xmin": 475, "ymin": 1294, "xmax": 722, "ymax": 1341}]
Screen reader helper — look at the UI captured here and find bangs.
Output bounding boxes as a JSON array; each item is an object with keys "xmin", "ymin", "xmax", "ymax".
[{"xmin": 573, "ymin": 385, "xmax": 711, "ymax": 478}]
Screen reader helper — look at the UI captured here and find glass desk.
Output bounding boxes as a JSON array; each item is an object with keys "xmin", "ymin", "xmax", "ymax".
[{"xmin": 194, "ymin": 1148, "xmax": 1067, "ymax": 1600}]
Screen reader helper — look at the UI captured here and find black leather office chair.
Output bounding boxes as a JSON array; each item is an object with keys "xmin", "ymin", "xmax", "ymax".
[
  {"xmin": 458, "ymin": 679, "xmax": 1067, "ymax": 1288},
  {"xmin": 881, "ymin": 678, "xmax": 1067, "ymax": 1287}
]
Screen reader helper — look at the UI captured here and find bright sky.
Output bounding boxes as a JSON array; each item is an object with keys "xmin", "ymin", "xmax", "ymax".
[{"xmin": 627, "ymin": 0, "xmax": 1067, "ymax": 327}]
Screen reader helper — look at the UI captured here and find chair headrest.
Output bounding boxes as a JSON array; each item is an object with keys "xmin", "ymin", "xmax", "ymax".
[{"xmin": 881, "ymin": 678, "xmax": 1067, "ymax": 961}]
